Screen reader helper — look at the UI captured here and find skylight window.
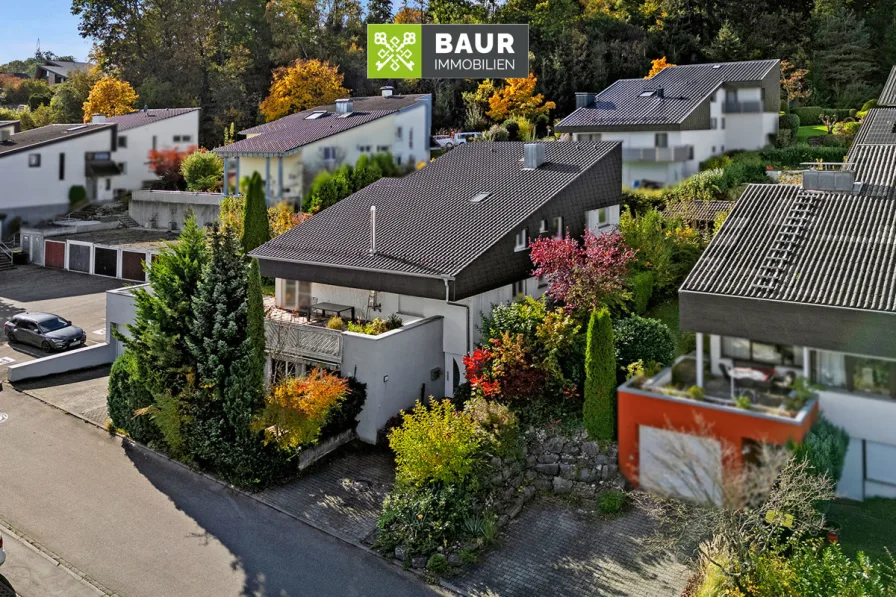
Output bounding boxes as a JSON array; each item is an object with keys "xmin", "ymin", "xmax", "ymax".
[
  {"xmin": 336, "ymin": 112, "xmax": 353, "ymax": 119},
  {"xmin": 470, "ymin": 192, "xmax": 491, "ymax": 203},
  {"xmin": 305, "ymin": 111, "xmax": 327, "ymax": 120},
  {"xmin": 639, "ymin": 90, "xmax": 655, "ymax": 97}
]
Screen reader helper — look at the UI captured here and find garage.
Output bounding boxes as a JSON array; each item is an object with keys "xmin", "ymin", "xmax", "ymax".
[
  {"xmin": 639, "ymin": 426, "xmax": 722, "ymax": 505},
  {"xmin": 94, "ymin": 246, "xmax": 119, "ymax": 277},
  {"xmin": 68, "ymin": 243, "xmax": 91, "ymax": 273},
  {"xmin": 44, "ymin": 240, "xmax": 65, "ymax": 269},
  {"xmin": 121, "ymin": 250, "xmax": 147, "ymax": 281}
]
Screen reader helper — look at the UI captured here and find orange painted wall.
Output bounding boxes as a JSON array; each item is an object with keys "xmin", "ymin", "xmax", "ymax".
[{"xmin": 618, "ymin": 388, "xmax": 818, "ymax": 487}]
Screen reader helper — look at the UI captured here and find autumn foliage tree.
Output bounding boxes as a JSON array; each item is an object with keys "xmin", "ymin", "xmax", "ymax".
[
  {"xmin": 148, "ymin": 146, "xmax": 196, "ymax": 190},
  {"xmin": 486, "ymin": 73, "xmax": 556, "ymax": 122},
  {"xmin": 780, "ymin": 59, "xmax": 811, "ymax": 106},
  {"xmin": 82, "ymin": 76, "xmax": 139, "ymax": 121},
  {"xmin": 530, "ymin": 229, "xmax": 636, "ymax": 316},
  {"xmin": 645, "ymin": 57, "xmax": 675, "ymax": 79},
  {"xmin": 259, "ymin": 59, "xmax": 349, "ymax": 122},
  {"xmin": 253, "ymin": 369, "xmax": 349, "ymax": 448}
]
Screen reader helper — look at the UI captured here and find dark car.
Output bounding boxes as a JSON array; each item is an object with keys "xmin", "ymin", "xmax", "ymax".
[{"xmin": 3, "ymin": 312, "xmax": 87, "ymax": 353}]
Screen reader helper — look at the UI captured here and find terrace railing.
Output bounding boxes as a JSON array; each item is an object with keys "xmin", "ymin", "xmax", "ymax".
[
  {"xmin": 622, "ymin": 145, "xmax": 693, "ymax": 162},
  {"xmin": 722, "ymin": 100, "xmax": 763, "ymax": 114},
  {"xmin": 264, "ymin": 318, "xmax": 343, "ymax": 364}
]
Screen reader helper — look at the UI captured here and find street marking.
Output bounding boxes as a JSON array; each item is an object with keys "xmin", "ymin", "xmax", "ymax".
[
  {"xmin": 0, "ymin": 413, "xmax": 8, "ymax": 424},
  {"xmin": 92, "ymin": 329, "xmax": 106, "ymax": 336},
  {"xmin": 0, "ymin": 357, "xmax": 15, "ymax": 366}
]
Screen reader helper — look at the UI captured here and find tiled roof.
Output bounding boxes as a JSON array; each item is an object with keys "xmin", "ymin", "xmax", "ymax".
[
  {"xmin": 250, "ymin": 141, "xmax": 619, "ymax": 277},
  {"xmin": 556, "ymin": 59, "xmax": 778, "ymax": 129},
  {"xmin": 0, "ymin": 123, "xmax": 114, "ymax": 158},
  {"xmin": 241, "ymin": 93, "xmax": 427, "ymax": 136},
  {"xmin": 879, "ymin": 66, "xmax": 896, "ymax": 107},
  {"xmin": 681, "ymin": 102, "xmax": 896, "ymax": 313},
  {"xmin": 216, "ymin": 110, "xmax": 395, "ymax": 157},
  {"xmin": 107, "ymin": 108, "xmax": 200, "ymax": 132},
  {"xmin": 664, "ymin": 200, "xmax": 735, "ymax": 222},
  {"xmin": 38, "ymin": 61, "xmax": 90, "ymax": 79}
]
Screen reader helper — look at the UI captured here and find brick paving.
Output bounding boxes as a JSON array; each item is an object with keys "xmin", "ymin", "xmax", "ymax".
[
  {"xmin": 452, "ymin": 499, "xmax": 691, "ymax": 597},
  {"xmin": 254, "ymin": 441, "xmax": 396, "ymax": 544}
]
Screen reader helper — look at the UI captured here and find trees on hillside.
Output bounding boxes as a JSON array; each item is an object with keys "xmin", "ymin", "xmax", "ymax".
[
  {"xmin": 259, "ymin": 59, "xmax": 349, "ymax": 122},
  {"xmin": 242, "ymin": 173, "xmax": 271, "ymax": 252},
  {"xmin": 82, "ymin": 77, "xmax": 139, "ymax": 120}
]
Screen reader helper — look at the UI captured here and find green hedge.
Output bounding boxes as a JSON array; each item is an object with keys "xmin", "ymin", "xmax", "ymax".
[
  {"xmin": 779, "ymin": 113, "xmax": 800, "ymax": 131},
  {"xmin": 630, "ymin": 271, "xmax": 655, "ymax": 315},
  {"xmin": 793, "ymin": 107, "xmax": 856, "ymax": 124},
  {"xmin": 583, "ymin": 308, "xmax": 616, "ymax": 440},
  {"xmin": 107, "ymin": 351, "xmax": 161, "ymax": 444},
  {"xmin": 759, "ymin": 144, "xmax": 848, "ymax": 169},
  {"xmin": 780, "ymin": 100, "xmax": 789, "ymax": 114},
  {"xmin": 795, "ymin": 415, "xmax": 849, "ymax": 483},
  {"xmin": 612, "ymin": 315, "xmax": 675, "ymax": 382}
]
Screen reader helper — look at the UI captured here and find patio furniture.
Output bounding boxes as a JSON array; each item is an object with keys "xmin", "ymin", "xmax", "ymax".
[
  {"xmin": 772, "ymin": 370, "xmax": 797, "ymax": 391},
  {"xmin": 311, "ymin": 302, "xmax": 356, "ymax": 322},
  {"xmin": 728, "ymin": 366, "xmax": 774, "ymax": 399}
]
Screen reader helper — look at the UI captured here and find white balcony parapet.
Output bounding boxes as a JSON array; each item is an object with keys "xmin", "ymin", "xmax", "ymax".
[
  {"xmin": 264, "ymin": 318, "xmax": 343, "ymax": 364},
  {"xmin": 622, "ymin": 145, "xmax": 692, "ymax": 162}
]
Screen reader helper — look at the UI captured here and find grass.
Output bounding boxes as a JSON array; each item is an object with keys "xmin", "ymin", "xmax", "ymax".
[
  {"xmin": 826, "ymin": 498, "xmax": 896, "ymax": 562},
  {"xmin": 796, "ymin": 125, "xmax": 827, "ymax": 140},
  {"xmin": 647, "ymin": 298, "xmax": 696, "ymax": 357},
  {"xmin": 261, "ymin": 282, "xmax": 275, "ymax": 297}
]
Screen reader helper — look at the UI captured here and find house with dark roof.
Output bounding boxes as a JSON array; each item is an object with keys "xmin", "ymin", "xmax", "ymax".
[
  {"xmin": 556, "ymin": 60, "xmax": 781, "ymax": 189},
  {"xmin": 616, "ymin": 74, "xmax": 896, "ymax": 503},
  {"xmin": 215, "ymin": 87, "xmax": 431, "ymax": 205},
  {"xmin": 249, "ymin": 141, "xmax": 622, "ymax": 441},
  {"xmin": 663, "ymin": 199, "xmax": 734, "ymax": 228},
  {"xmin": 0, "ymin": 123, "xmax": 120, "ymax": 238},
  {"xmin": 34, "ymin": 60, "xmax": 91, "ymax": 86},
  {"xmin": 0, "ymin": 120, "xmax": 20, "ymax": 139},
  {"xmin": 102, "ymin": 108, "xmax": 201, "ymax": 194}
]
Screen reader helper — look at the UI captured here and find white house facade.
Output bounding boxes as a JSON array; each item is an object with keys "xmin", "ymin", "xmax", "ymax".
[
  {"xmin": 105, "ymin": 108, "xmax": 201, "ymax": 195},
  {"xmin": 216, "ymin": 87, "xmax": 431, "ymax": 205},
  {"xmin": 556, "ymin": 60, "xmax": 781, "ymax": 188},
  {"xmin": 0, "ymin": 123, "xmax": 120, "ymax": 237}
]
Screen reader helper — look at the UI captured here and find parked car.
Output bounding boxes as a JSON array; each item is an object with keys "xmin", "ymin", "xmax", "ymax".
[
  {"xmin": 452, "ymin": 132, "xmax": 482, "ymax": 145},
  {"xmin": 0, "ymin": 532, "xmax": 5, "ymax": 567},
  {"xmin": 433, "ymin": 132, "xmax": 483, "ymax": 149},
  {"xmin": 4, "ymin": 312, "xmax": 87, "ymax": 353},
  {"xmin": 432, "ymin": 134, "xmax": 453, "ymax": 149}
]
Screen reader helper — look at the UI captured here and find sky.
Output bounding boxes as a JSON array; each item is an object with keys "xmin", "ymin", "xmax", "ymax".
[{"xmin": 0, "ymin": 0, "xmax": 92, "ymax": 64}]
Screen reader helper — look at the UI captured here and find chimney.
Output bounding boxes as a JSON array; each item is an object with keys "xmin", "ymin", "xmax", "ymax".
[
  {"xmin": 381, "ymin": 86, "xmax": 394, "ymax": 97},
  {"xmin": 575, "ymin": 92, "xmax": 596, "ymax": 110},
  {"xmin": 523, "ymin": 143, "xmax": 546, "ymax": 169},
  {"xmin": 655, "ymin": 88, "xmax": 664, "ymax": 99},
  {"xmin": 369, "ymin": 205, "xmax": 377, "ymax": 255},
  {"xmin": 91, "ymin": 114, "xmax": 106, "ymax": 123},
  {"xmin": 336, "ymin": 99, "xmax": 353, "ymax": 114},
  {"xmin": 0, "ymin": 130, "xmax": 10, "ymax": 143}
]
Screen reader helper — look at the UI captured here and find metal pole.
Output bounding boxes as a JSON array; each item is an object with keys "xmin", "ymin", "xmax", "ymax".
[
  {"xmin": 265, "ymin": 157, "xmax": 271, "ymax": 205},
  {"xmin": 696, "ymin": 332, "xmax": 704, "ymax": 388},
  {"xmin": 278, "ymin": 157, "xmax": 284, "ymax": 201}
]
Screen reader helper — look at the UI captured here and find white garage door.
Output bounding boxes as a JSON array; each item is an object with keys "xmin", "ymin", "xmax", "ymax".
[{"xmin": 640, "ymin": 426, "xmax": 723, "ymax": 505}]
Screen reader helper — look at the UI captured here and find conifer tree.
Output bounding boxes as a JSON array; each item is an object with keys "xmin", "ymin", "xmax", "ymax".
[
  {"xmin": 242, "ymin": 172, "xmax": 270, "ymax": 253},
  {"xmin": 583, "ymin": 308, "xmax": 617, "ymax": 441}
]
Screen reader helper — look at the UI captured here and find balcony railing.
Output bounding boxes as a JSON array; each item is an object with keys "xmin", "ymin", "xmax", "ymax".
[
  {"xmin": 722, "ymin": 100, "xmax": 763, "ymax": 114},
  {"xmin": 264, "ymin": 318, "xmax": 343, "ymax": 364},
  {"xmin": 622, "ymin": 145, "xmax": 692, "ymax": 162}
]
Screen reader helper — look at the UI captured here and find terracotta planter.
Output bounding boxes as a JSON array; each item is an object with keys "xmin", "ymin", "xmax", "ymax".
[{"xmin": 826, "ymin": 521, "xmax": 841, "ymax": 544}]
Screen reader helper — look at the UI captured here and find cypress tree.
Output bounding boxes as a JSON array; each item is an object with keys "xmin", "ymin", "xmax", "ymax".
[
  {"xmin": 583, "ymin": 308, "xmax": 617, "ymax": 441},
  {"xmin": 242, "ymin": 172, "xmax": 270, "ymax": 253},
  {"xmin": 246, "ymin": 258, "xmax": 267, "ymax": 391}
]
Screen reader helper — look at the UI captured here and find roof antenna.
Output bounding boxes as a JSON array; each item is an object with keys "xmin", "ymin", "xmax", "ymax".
[{"xmin": 369, "ymin": 205, "xmax": 377, "ymax": 255}]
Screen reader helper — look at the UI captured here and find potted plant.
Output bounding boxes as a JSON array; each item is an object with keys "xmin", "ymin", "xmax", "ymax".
[{"xmin": 826, "ymin": 520, "xmax": 841, "ymax": 544}]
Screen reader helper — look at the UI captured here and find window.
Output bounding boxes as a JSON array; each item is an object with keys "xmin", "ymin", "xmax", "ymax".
[
  {"xmin": 721, "ymin": 337, "xmax": 803, "ymax": 367},
  {"xmin": 322, "ymin": 147, "xmax": 337, "ymax": 161},
  {"xmin": 59, "ymin": 153, "xmax": 65, "ymax": 180},
  {"xmin": 538, "ymin": 219, "xmax": 548, "ymax": 233},
  {"xmin": 639, "ymin": 90, "xmax": 655, "ymax": 97},
  {"xmin": 552, "ymin": 216, "xmax": 563, "ymax": 238},
  {"xmin": 688, "ymin": 146, "xmax": 695, "ymax": 160},
  {"xmin": 710, "ymin": 118, "xmax": 718, "ymax": 130},
  {"xmin": 305, "ymin": 111, "xmax": 326, "ymax": 120},
  {"xmin": 537, "ymin": 274, "xmax": 548, "ymax": 288},
  {"xmin": 512, "ymin": 280, "xmax": 525, "ymax": 296},
  {"xmin": 579, "ymin": 133, "xmax": 601, "ymax": 142},
  {"xmin": 152, "ymin": 135, "xmax": 157, "ymax": 150},
  {"xmin": 655, "ymin": 133, "xmax": 668, "ymax": 148},
  {"xmin": 712, "ymin": 146, "xmax": 717, "ymax": 153},
  {"xmin": 761, "ymin": 88, "xmax": 766, "ymax": 101},
  {"xmin": 118, "ymin": 162, "xmax": 127, "ymax": 174},
  {"xmin": 280, "ymin": 279, "xmax": 312, "ymax": 311},
  {"xmin": 118, "ymin": 136, "xmax": 127, "ymax": 148},
  {"xmin": 409, "ymin": 128, "xmax": 414, "ymax": 148},
  {"xmin": 181, "ymin": 135, "xmax": 192, "ymax": 143},
  {"xmin": 711, "ymin": 92, "xmax": 717, "ymax": 102},
  {"xmin": 358, "ymin": 145, "xmax": 372, "ymax": 152},
  {"xmin": 514, "ymin": 228, "xmax": 528, "ymax": 251},
  {"xmin": 376, "ymin": 145, "xmax": 390, "ymax": 153},
  {"xmin": 721, "ymin": 117, "xmax": 726, "ymax": 130},
  {"xmin": 396, "ymin": 126, "xmax": 403, "ymax": 139},
  {"xmin": 813, "ymin": 351, "xmax": 896, "ymax": 399},
  {"xmin": 396, "ymin": 155, "xmax": 402, "ymax": 165},
  {"xmin": 28, "ymin": 154, "xmax": 40, "ymax": 167},
  {"xmin": 597, "ymin": 207, "xmax": 608, "ymax": 226},
  {"xmin": 105, "ymin": 178, "xmax": 111, "ymax": 191},
  {"xmin": 728, "ymin": 89, "xmax": 738, "ymax": 103}
]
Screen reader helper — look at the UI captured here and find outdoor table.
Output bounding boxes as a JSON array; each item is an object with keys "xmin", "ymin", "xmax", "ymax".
[
  {"xmin": 312, "ymin": 302, "xmax": 356, "ymax": 321},
  {"xmin": 729, "ymin": 366, "xmax": 774, "ymax": 399}
]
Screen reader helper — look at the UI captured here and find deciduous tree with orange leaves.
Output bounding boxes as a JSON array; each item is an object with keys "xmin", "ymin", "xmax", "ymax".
[
  {"xmin": 486, "ymin": 73, "xmax": 556, "ymax": 122},
  {"xmin": 259, "ymin": 59, "xmax": 349, "ymax": 122},
  {"xmin": 82, "ymin": 76, "xmax": 139, "ymax": 121},
  {"xmin": 645, "ymin": 57, "xmax": 675, "ymax": 79}
]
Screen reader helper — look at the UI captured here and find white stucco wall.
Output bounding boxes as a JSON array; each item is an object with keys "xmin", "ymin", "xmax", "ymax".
[
  {"xmin": 0, "ymin": 127, "xmax": 118, "ymax": 228},
  {"xmin": 343, "ymin": 316, "xmax": 445, "ymax": 443},
  {"xmin": 112, "ymin": 110, "xmax": 200, "ymax": 193}
]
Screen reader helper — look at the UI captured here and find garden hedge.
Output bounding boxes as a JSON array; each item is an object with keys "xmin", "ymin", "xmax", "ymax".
[
  {"xmin": 795, "ymin": 416, "xmax": 850, "ymax": 483},
  {"xmin": 759, "ymin": 144, "xmax": 848, "ymax": 169},
  {"xmin": 793, "ymin": 107, "xmax": 857, "ymax": 125},
  {"xmin": 780, "ymin": 100, "xmax": 789, "ymax": 114},
  {"xmin": 630, "ymin": 271, "xmax": 655, "ymax": 315},
  {"xmin": 107, "ymin": 350, "xmax": 161, "ymax": 444},
  {"xmin": 612, "ymin": 315, "xmax": 675, "ymax": 382},
  {"xmin": 583, "ymin": 308, "xmax": 616, "ymax": 440}
]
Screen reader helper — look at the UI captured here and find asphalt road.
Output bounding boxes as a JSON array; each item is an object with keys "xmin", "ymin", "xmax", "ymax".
[
  {"xmin": 0, "ymin": 388, "xmax": 443, "ymax": 597},
  {"xmin": 0, "ymin": 527, "xmax": 103, "ymax": 597},
  {"xmin": 0, "ymin": 266, "xmax": 122, "ymax": 381}
]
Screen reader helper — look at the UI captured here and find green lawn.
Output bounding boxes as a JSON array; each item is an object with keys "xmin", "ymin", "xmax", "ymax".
[
  {"xmin": 826, "ymin": 498, "xmax": 896, "ymax": 562},
  {"xmin": 797, "ymin": 125, "xmax": 828, "ymax": 140},
  {"xmin": 646, "ymin": 298, "xmax": 696, "ymax": 357}
]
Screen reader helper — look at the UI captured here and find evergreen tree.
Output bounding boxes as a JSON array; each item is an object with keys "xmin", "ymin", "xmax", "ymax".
[
  {"xmin": 242, "ymin": 172, "xmax": 270, "ymax": 253},
  {"xmin": 583, "ymin": 308, "xmax": 617, "ymax": 441},
  {"xmin": 706, "ymin": 21, "xmax": 745, "ymax": 62},
  {"xmin": 246, "ymin": 258, "xmax": 267, "ymax": 391},
  {"xmin": 366, "ymin": 0, "xmax": 394, "ymax": 23},
  {"xmin": 810, "ymin": 7, "xmax": 875, "ymax": 107}
]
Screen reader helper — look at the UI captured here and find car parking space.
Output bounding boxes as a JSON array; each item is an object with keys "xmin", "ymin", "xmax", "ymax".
[{"xmin": 0, "ymin": 266, "xmax": 124, "ymax": 381}]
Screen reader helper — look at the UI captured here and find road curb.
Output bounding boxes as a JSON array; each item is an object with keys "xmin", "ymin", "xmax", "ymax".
[{"xmin": 9, "ymin": 384, "xmax": 461, "ymax": 596}]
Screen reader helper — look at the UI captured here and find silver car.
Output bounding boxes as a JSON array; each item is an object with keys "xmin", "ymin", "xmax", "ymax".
[{"xmin": 4, "ymin": 312, "xmax": 87, "ymax": 353}]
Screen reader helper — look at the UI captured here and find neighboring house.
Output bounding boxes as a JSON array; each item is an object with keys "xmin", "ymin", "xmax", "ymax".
[
  {"xmin": 215, "ymin": 87, "xmax": 432, "ymax": 205},
  {"xmin": 104, "ymin": 108, "xmax": 201, "ymax": 195},
  {"xmin": 249, "ymin": 141, "xmax": 622, "ymax": 442},
  {"xmin": 34, "ymin": 60, "xmax": 91, "ymax": 86},
  {"xmin": 663, "ymin": 199, "xmax": 734, "ymax": 229},
  {"xmin": 0, "ymin": 123, "xmax": 121, "ymax": 236},
  {"xmin": 0, "ymin": 120, "xmax": 20, "ymax": 139},
  {"xmin": 619, "ymin": 73, "xmax": 896, "ymax": 502},
  {"xmin": 556, "ymin": 59, "xmax": 780, "ymax": 189}
]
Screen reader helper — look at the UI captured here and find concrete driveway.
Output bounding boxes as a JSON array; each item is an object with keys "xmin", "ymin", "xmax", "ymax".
[{"xmin": 0, "ymin": 266, "xmax": 124, "ymax": 381}]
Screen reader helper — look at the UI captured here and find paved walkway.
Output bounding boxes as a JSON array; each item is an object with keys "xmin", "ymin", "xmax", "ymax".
[
  {"xmin": 452, "ymin": 500, "xmax": 690, "ymax": 597},
  {"xmin": 12, "ymin": 366, "xmax": 110, "ymax": 426},
  {"xmin": 255, "ymin": 442, "xmax": 395, "ymax": 545}
]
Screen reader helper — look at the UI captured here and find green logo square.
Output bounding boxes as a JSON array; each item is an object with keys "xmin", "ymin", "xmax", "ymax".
[{"xmin": 367, "ymin": 24, "xmax": 422, "ymax": 79}]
